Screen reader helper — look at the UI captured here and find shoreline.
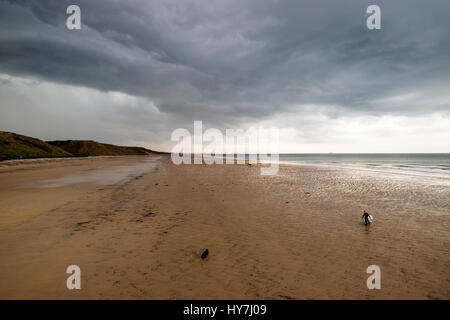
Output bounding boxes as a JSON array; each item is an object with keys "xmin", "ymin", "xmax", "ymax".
[
  {"xmin": 276, "ymin": 161, "xmax": 450, "ymax": 185},
  {"xmin": 3, "ymin": 153, "xmax": 449, "ymax": 183},
  {"xmin": 188, "ymin": 154, "xmax": 450, "ymax": 183}
]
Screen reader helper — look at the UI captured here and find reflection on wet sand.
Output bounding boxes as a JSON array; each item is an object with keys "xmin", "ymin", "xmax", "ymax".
[{"xmin": 22, "ymin": 158, "xmax": 160, "ymax": 188}]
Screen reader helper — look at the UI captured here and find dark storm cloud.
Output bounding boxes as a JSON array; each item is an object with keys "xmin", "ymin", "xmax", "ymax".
[{"xmin": 1, "ymin": 0, "xmax": 449, "ymax": 130}]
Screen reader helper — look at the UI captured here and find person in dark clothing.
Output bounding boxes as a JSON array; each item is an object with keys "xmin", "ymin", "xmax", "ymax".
[{"xmin": 362, "ymin": 210, "xmax": 371, "ymax": 226}]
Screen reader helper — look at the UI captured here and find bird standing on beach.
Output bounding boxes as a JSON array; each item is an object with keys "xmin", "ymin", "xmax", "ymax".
[{"xmin": 201, "ymin": 249, "xmax": 209, "ymax": 259}]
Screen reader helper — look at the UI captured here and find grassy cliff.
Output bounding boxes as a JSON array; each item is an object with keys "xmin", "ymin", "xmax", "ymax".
[
  {"xmin": 0, "ymin": 131, "xmax": 160, "ymax": 161},
  {"xmin": 0, "ymin": 131, "xmax": 73, "ymax": 161},
  {"xmin": 47, "ymin": 140, "xmax": 154, "ymax": 157}
]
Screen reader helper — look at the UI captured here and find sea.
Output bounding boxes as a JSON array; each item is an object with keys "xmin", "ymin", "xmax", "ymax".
[{"xmin": 230, "ymin": 153, "xmax": 450, "ymax": 180}]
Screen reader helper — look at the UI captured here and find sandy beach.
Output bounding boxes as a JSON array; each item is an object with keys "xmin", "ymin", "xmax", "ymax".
[{"xmin": 0, "ymin": 155, "xmax": 448, "ymax": 299}]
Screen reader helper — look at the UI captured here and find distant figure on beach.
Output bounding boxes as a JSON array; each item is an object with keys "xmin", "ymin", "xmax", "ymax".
[{"xmin": 362, "ymin": 210, "xmax": 372, "ymax": 226}]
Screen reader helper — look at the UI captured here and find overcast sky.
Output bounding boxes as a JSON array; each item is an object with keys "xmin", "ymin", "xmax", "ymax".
[{"xmin": 0, "ymin": 0, "xmax": 449, "ymax": 152}]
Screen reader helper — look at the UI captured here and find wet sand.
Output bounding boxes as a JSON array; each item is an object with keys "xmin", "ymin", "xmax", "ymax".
[{"xmin": 0, "ymin": 155, "xmax": 449, "ymax": 299}]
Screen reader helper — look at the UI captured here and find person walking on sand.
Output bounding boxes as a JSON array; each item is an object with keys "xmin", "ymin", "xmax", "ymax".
[{"xmin": 362, "ymin": 210, "xmax": 371, "ymax": 226}]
